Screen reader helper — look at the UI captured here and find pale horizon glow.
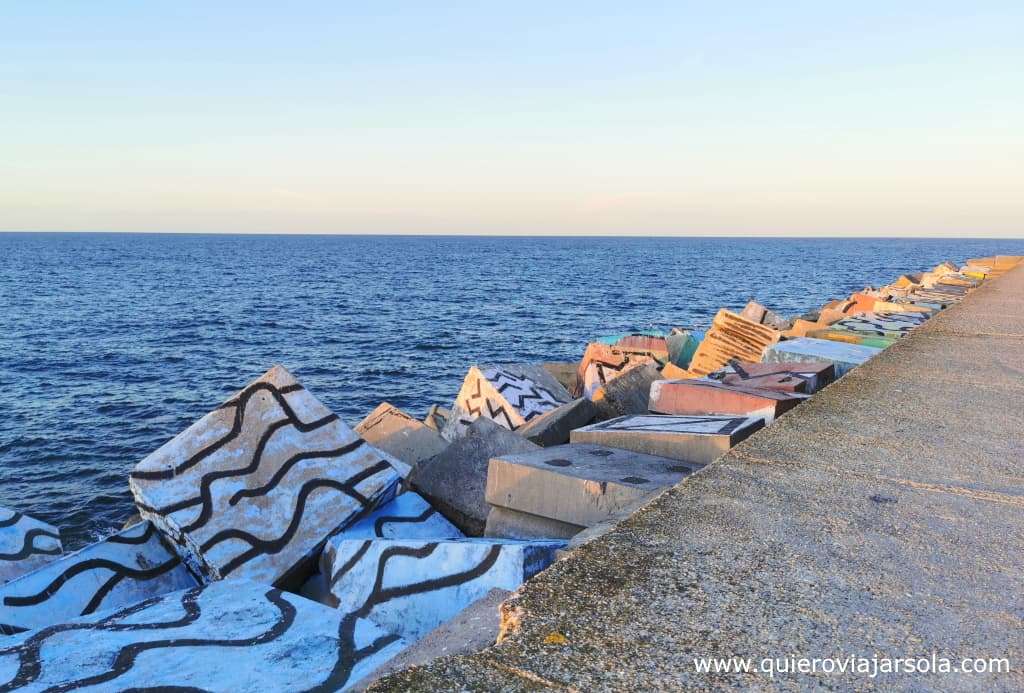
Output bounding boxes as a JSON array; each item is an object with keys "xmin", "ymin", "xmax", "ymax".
[{"xmin": 2, "ymin": 2, "xmax": 1022, "ymax": 237}]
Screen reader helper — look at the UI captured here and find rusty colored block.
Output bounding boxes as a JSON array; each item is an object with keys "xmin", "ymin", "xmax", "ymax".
[
  {"xmin": 660, "ymin": 362, "xmax": 699, "ymax": 380},
  {"xmin": 575, "ymin": 343, "xmax": 662, "ymax": 399},
  {"xmin": 688, "ymin": 310, "xmax": 780, "ymax": 377},
  {"xmin": 649, "ymin": 379, "xmax": 807, "ymax": 423}
]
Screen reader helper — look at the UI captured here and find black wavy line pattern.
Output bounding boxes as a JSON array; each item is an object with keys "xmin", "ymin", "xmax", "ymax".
[
  {"xmin": 0, "ymin": 528, "xmax": 62, "ymax": 562},
  {"xmin": 226, "ymin": 440, "xmax": 367, "ymax": 507},
  {"xmin": 200, "ymin": 465, "xmax": 395, "ymax": 578},
  {"xmin": 0, "ymin": 513, "xmax": 23, "ymax": 529},
  {"xmin": 0, "ymin": 585, "xmax": 300, "ymax": 692},
  {"xmin": 130, "ymin": 380, "xmax": 322, "ymax": 482},
  {"xmin": 372, "ymin": 507, "xmax": 436, "ymax": 538},
  {"xmin": 316, "ymin": 541, "xmax": 504, "ymax": 690}
]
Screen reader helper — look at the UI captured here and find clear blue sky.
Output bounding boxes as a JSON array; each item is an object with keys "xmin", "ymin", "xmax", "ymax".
[{"xmin": 2, "ymin": 2, "xmax": 1021, "ymax": 236}]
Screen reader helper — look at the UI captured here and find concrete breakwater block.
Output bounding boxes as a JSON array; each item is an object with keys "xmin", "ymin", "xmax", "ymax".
[
  {"xmin": 804, "ymin": 328, "xmax": 896, "ymax": 350},
  {"xmin": 422, "ymin": 404, "xmax": 450, "ymax": 433},
  {"xmin": 443, "ymin": 364, "xmax": 571, "ymax": 441},
  {"xmin": 666, "ymin": 328, "xmax": 700, "ymax": 368},
  {"xmin": 0, "ymin": 522, "xmax": 197, "ymax": 634},
  {"xmin": 409, "ymin": 418, "xmax": 541, "ymax": 535},
  {"xmin": 714, "ymin": 361, "xmax": 835, "ymax": 394},
  {"xmin": 911, "ymin": 288, "xmax": 965, "ymax": 304},
  {"xmin": 484, "ymin": 506, "xmax": 584, "ymax": 541},
  {"xmin": 649, "ymin": 379, "xmax": 807, "ymax": 423},
  {"xmin": 485, "ymin": 444, "xmax": 691, "ymax": 527},
  {"xmin": 541, "ymin": 362, "xmax": 580, "ymax": 395},
  {"xmin": 515, "ymin": 398, "xmax": 597, "ymax": 447},
  {"xmin": 575, "ymin": 343, "xmax": 661, "ymax": 399},
  {"xmin": 355, "ymin": 402, "xmax": 448, "ymax": 476},
  {"xmin": 591, "ymin": 363, "xmax": 663, "ymax": 420},
  {"xmin": 763, "ymin": 338, "xmax": 882, "ymax": 377},
  {"xmin": 129, "ymin": 365, "xmax": 401, "ymax": 587},
  {"xmin": 0, "ymin": 578, "xmax": 405, "ymax": 692},
  {"xmin": 825, "ymin": 311, "xmax": 928, "ymax": 340},
  {"xmin": 322, "ymin": 537, "xmax": 562, "ymax": 644},
  {"xmin": 688, "ymin": 309, "xmax": 781, "ymax": 377},
  {"xmin": 336, "ymin": 492, "xmax": 463, "ymax": 541},
  {"xmin": 739, "ymin": 300, "xmax": 791, "ymax": 330},
  {"xmin": 0, "ymin": 507, "xmax": 62, "ymax": 586},
  {"xmin": 571, "ymin": 414, "xmax": 762, "ymax": 465}
]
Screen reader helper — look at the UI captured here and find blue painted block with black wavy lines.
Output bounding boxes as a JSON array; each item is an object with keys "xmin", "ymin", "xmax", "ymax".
[
  {"xmin": 129, "ymin": 365, "xmax": 402, "ymax": 586},
  {"xmin": 0, "ymin": 522, "xmax": 196, "ymax": 634},
  {"xmin": 0, "ymin": 507, "xmax": 62, "ymax": 587},
  {"xmin": 337, "ymin": 492, "xmax": 463, "ymax": 541},
  {"xmin": 322, "ymin": 537, "xmax": 562, "ymax": 644},
  {"xmin": 0, "ymin": 578, "xmax": 407, "ymax": 692}
]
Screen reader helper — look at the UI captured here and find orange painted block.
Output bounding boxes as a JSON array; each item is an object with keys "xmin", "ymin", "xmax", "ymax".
[
  {"xmin": 688, "ymin": 310, "xmax": 780, "ymax": 377},
  {"xmin": 649, "ymin": 379, "xmax": 807, "ymax": 423},
  {"xmin": 660, "ymin": 362, "xmax": 699, "ymax": 379},
  {"xmin": 575, "ymin": 343, "xmax": 661, "ymax": 399}
]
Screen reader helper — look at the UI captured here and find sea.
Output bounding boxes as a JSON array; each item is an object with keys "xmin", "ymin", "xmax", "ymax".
[{"xmin": 2, "ymin": 233, "xmax": 1022, "ymax": 548}]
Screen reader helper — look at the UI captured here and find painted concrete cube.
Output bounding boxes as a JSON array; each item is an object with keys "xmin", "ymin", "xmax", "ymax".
[
  {"xmin": 714, "ymin": 361, "xmax": 835, "ymax": 394},
  {"xmin": 649, "ymin": 379, "xmax": 808, "ymax": 424},
  {"xmin": 322, "ymin": 537, "xmax": 561, "ymax": 643},
  {"xmin": 575, "ymin": 343, "xmax": 662, "ymax": 400},
  {"xmin": 763, "ymin": 338, "xmax": 882, "ymax": 377},
  {"xmin": 570, "ymin": 414, "xmax": 764, "ymax": 465},
  {"xmin": 129, "ymin": 365, "xmax": 401, "ymax": 586},
  {"xmin": 443, "ymin": 364, "xmax": 571, "ymax": 440},
  {"xmin": 827, "ymin": 311, "xmax": 928, "ymax": 340},
  {"xmin": 335, "ymin": 492, "xmax": 463, "ymax": 541},
  {"xmin": 0, "ymin": 579, "xmax": 406, "ymax": 692},
  {"xmin": 688, "ymin": 309, "xmax": 781, "ymax": 376},
  {"xmin": 0, "ymin": 507, "xmax": 61, "ymax": 586},
  {"xmin": 355, "ymin": 402, "xmax": 448, "ymax": 476},
  {"xmin": 485, "ymin": 444, "xmax": 692, "ymax": 527},
  {"xmin": 0, "ymin": 522, "xmax": 197, "ymax": 634}
]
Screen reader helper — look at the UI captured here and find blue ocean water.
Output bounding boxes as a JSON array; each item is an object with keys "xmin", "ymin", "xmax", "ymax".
[{"xmin": 1, "ymin": 233, "xmax": 1021, "ymax": 548}]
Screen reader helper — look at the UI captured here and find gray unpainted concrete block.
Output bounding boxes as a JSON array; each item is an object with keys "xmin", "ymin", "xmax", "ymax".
[
  {"xmin": 485, "ymin": 443, "xmax": 691, "ymax": 527},
  {"xmin": 592, "ymin": 363, "xmax": 662, "ymax": 421},
  {"xmin": 355, "ymin": 402, "xmax": 448, "ymax": 476},
  {"xmin": 408, "ymin": 418, "xmax": 541, "ymax": 535},
  {"xmin": 515, "ymin": 398, "xmax": 597, "ymax": 447},
  {"xmin": 484, "ymin": 506, "xmax": 584, "ymax": 541}
]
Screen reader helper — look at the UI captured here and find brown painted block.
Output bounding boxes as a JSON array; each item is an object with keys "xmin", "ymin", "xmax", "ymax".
[
  {"xmin": 688, "ymin": 309, "xmax": 780, "ymax": 377},
  {"xmin": 649, "ymin": 379, "xmax": 808, "ymax": 423},
  {"xmin": 570, "ymin": 414, "xmax": 762, "ymax": 465},
  {"xmin": 716, "ymin": 361, "xmax": 835, "ymax": 394},
  {"xmin": 739, "ymin": 300, "xmax": 790, "ymax": 330}
]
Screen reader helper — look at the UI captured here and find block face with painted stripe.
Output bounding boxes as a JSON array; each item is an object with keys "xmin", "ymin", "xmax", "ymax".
[
  {"xmin": 485, "ymin": 444, "xmax": 692, "ymax": 527},
  {"xmin": 804, "ymin": 328, "xmax": 897, "ymax": 350},
  {"xmin": 827, "ymin": 311, "xmax": 928, "ymax": 339},
  {"xmin": 648, "ymin": 379, "xmax": 808, "ymax": 423},
  {"xmin": 688, "ymin": 309, "xmax": 781, "ymax": 377},
  {"xmin": 0, "ymin": 579, "xmax": 406, "ymax": 692},
  {"xmin": 0, "ymin": 507, "xmax": 62, "ymax": 586},
  {"xmin": 129, "ymin": 365, "xmax": 401, "ymax": 586},
  {"xmin": 763, "ymin": 338, "xmax": 882, "ymax": 377},
  {"xmin": 570, "ymin": 414, "xmax": 763, "ymax": 465},
  {"xmin": 443, "ymin": 365, "xmax": 572, "ymax": 441},
  {"xmin": 714, "ymin": 361, "xmax": 835, "ymax": 394},
  {"xmin": 575, "ymin": 343, "xmax": 662, "ymax": 399},
  {"xmin": 335, "ymin": 493, "xmax": 464, "ymax": 541},
  {"xmin": 0, "ymin": 522, "xmax": 197, "ymax": 633},
  {"xmin": 322, "ymin": 538, "xmax": 561, "ymax": 644}
]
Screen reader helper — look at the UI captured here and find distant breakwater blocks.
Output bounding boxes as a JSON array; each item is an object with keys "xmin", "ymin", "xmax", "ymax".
[{"xmin": 0, "ymin": 253, "xmax": 1017, "ymax": 690}]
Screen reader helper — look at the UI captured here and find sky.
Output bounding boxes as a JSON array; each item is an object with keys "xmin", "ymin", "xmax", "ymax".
[{"xmin": 1, "ymin": 2, "xmax": 1021, "ymax": 236}]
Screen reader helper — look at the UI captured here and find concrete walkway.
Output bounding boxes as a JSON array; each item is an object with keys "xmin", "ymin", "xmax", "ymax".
[{"xmin": 373, "ymin": 265, "xmax": 1024, "ymax": 691}]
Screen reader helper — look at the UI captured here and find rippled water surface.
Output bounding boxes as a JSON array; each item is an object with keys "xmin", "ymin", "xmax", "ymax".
[{"xmin": 2, "ymin": 233, "xmax": 1021, "ymax": 547}]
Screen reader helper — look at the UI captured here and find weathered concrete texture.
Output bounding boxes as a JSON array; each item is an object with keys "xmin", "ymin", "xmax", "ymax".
[
  {"xmin": 826, "ymin": 311, "xmax": 929, "ymax": 340},
  {"xmin": 324, "ymin": 538, "xmax": 562, "ymax": 644},
  {"xmin": 486, "ymin": 444, "xmax": 692, "ymax": 527},
  {"xmin": 576, "ymin": 343, "xmax": 661, "ymax": 400},
  {"xmin": 515, "ymin": 398, "xmax": 597, "ymax": 447},
  {"xmin": 373, "ymin": 263, "xmax": 1024, "ymax": 692},
  {"xmin": 591, "ymin": 363, "xmax": 662, "ymax": 420},
  {"xmin": 541, "ymin": 362, "xmax": 579, "ymax": 396},
  {"xmin": 357, "ymin": 588, "xmax": 511, "ymax": 691},
  {"xmin": 422, "ymin": 404, "xmax": 450, "ymax": 433},
  {"xmin": 484, "ymin": 506, "xmax": 584, "ymax": 541},
  {"xmin": 129, "ymin": 365, "xmax": 401, "ymax": 587},
  {"xmin": 443, "ymin": 365, "xmax": 572, "ymax": 441},
  {"xmin": 356, "ymin": 402, "xmax": 448, "ymax": 476},
  {"xmin": 763, "ymin": 337, "xmax": 883, "ymax": 377},
  {"xmin": 666, "ymin": 329, "xmax": 700, "ymax": 368},
  {"xmin": 0, "ymin": 579, "xmax": 405, "ymax": 692},
  {"xmin": 689, "ymin": 309, "xmax": 780, "ymax": 376},
  {"xmin": 0, "ymin": 522, "xmax": 197, "ymax": 633},
  {"xmin": 0, "ymin": 507, "xmax": 61, "ymax": 586},
  {"xmin": 409, "ymin": 418, "xmax": 541, "ymax": 535},
  {"xmin": 570, "ymin": 414, "xmax": 763, "ymax": 465},
  {"xmin": 648, "ymin": 379, "xmax": 808, "ymax": 423},
  {"xmin": 715, "ymin": 360, "xmax": 835, "ymax": 394},
  {"xmin": 336, "ymin": 492, "xmax": 464, "ymax": 541}
]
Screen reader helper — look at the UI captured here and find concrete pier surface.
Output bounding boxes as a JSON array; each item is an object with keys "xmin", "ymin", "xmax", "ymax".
[{"xmin": 373, "ymin": 264, "xmax": 1024, "ymax": 690}]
